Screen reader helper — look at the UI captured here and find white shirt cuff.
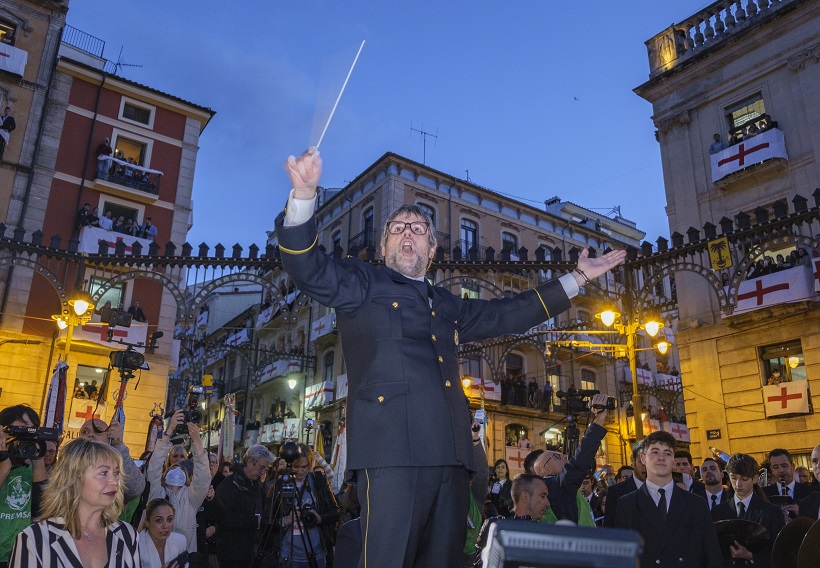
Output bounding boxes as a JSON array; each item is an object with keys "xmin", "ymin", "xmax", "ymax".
[
  {"xmin": 284, "ymin": 190, "xmax": 317, "ymax": 226},
  {"xmin": 558, "ymin": 272, "xmax": 579, "ymax": 299}
]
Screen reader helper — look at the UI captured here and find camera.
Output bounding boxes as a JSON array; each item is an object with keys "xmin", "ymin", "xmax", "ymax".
[
  {"xmin": 301, "ymin": 503, "xmax": 319, "ymax": 528},
  {"xmin": 109, "ymin": 347, "xmax": 145, "ymax": 379},
  {"xmin": 556, "ymin": 389, "xmax": 616, "ymax": 414},
  {"xmin": 3, "ymin": 425, "xmax": 59, "ymax": 460},
  {"xmin": 173, "ymin": 385, "xmax": 204, "ymax": 436},
  {"xmin": 171, "ymin": 550, "xmax": 189, "ymax": 568}
]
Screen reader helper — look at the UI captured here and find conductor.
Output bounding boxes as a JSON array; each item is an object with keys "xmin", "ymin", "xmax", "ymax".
[{"xmin": 275, "ymin": 147, "xmax": 626, "ymax": 568}]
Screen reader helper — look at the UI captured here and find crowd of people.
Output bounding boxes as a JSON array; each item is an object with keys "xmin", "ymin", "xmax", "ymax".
[
  {"xmin": 709, "ymin": 114, "xmax": 778, "ymax": 154},
  {"xmin": 95, "ymin": 138, "xmax": 158, "ymax": 192},
  {"xmin": 744, "ymin": 247, "xmax": 812, "ymax": 279},
  {"xmin": 76, "ymin": 203, "xmax": 159, "ymax": 240}
]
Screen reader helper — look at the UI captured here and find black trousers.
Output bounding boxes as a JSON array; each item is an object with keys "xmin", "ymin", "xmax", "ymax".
[{"xmin": 356, "ymin": 465, "xmax": 469, "ymax": 568}]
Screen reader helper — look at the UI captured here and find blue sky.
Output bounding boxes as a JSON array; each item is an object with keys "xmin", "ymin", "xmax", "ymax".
[{"xmin": 65, "ymin": 1, "xmax": 711, "ymax": 250}]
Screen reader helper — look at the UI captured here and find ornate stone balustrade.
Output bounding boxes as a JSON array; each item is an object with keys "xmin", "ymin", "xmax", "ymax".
[{"xmin": 645, "ymin": 0, "xmax": 795, "ymax": 78}]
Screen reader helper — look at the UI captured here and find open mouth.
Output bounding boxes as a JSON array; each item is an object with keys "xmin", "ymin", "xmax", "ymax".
[{"xmin": 401, "ymin": 240, "xmax": 415, "ymax": 254}]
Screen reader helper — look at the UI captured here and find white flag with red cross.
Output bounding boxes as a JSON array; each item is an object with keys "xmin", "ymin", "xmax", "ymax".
[
  {"xmin": 735, "ymin": 265, "xmax": 815, "ymax": 315},
  {"xmin": 710, "ymin": 128, "xmax": 787, "ymax": 182},
  {"xmin": 468, "ymin": 376, "xmax": 501, "ymax": 401},
  {"xmin": 763, "ymin": 381, "xmax": 810, "ymax": 417},
  {"xmin": 662, "ymin": 421, "xmax": 690, "ymax": 443},
  {"xmin": 64, "ymin": 321, "xmax": 148, "ymax": 348},
  {"xmin": 505, "ymin": 446, "xmax": 531, "ymax": 475}
]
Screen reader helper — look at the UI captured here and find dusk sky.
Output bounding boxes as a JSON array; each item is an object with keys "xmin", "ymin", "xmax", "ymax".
[{"xmin": 65, "ymin": 1, "xmax": 711, "ymax": 250}]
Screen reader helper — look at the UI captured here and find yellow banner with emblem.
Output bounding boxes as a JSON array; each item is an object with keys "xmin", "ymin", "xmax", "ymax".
[{"xmin": 708, "ymin": 237, "xmax": 732, "ymax": 271}]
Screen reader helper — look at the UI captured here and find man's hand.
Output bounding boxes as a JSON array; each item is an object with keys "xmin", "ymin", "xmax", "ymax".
[
  {"xmin": 783, "ymin": 503, "xmax": 799, "ymax": 517},
  {"xmin": 589, "ymin": 393, "xmax": 609, "ymax": 426},
  {"xmin": 165, "ymin": 410, "xmax": 185, "ymax": 439},
  {"xmin": 729, "ymin": 540, "xmax": 753, "ymax": 561},
  {"xmin": 107, "ymin": 420, "xmax": 123, "ymax": 446},
  {"xmin": 285, "ymin": 147, "xmax": 322, "ymax": 199},
  {"xmin": 573, "ymin": 247, "xmax": 627, "ymax": 287}
]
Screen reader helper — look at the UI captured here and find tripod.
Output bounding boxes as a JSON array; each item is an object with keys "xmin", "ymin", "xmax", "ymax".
[{"xmin": 254, "ymin": 469, "xmax": 321, "ymax": 568}]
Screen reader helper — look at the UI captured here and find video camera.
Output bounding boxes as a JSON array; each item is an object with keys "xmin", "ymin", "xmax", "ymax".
[
  {"xmin": 109, "ymin": 346, "xmax": 145, "ymax": 379},
  {"xmin": 276, "ymin": 441, "xmax": 303, "ymax": 507},
  {"xmin": 3, "ymin": 425, "xmax": 59, "ymax": 460},
  {"xmin": 173, "ymin": 385, "xmax": 204, "ymax": 436},
  {"xmin": 556, "ymin": 389, "xmax": 616, "ymax": 414}
]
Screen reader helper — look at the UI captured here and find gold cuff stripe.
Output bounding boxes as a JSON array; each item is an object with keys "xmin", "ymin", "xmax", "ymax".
[
  {"xmin": 534, "ymin": 289, "xmax": 551, "ymax": 319},
  {"xmin": 278, "ymin": 235, "xmax": 318, "ymax": 255},
  {"xmin": 365, "ymin": 468, "xmax": 371, "ymax": 568}
]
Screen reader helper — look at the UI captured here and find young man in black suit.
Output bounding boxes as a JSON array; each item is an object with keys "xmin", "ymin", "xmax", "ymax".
[
  {"xmin": 615, "ymin": 431, "xmax": 722, "ymax": 567},
  {"xmin": 763, "ymin": 448, "xmax": 817, "ymax": 518},
  {"xmin": 277, "ymin": 147, "xmax": 627, "ymax": 568},
  {"xmin": 712, "ymin": 453, "xmax": 785, "ymax": 567},
  {"xmin": 602, "ymin": 440, "xmax": 645, "ymax": 527},
  {"xmin": 702, "ymin": 457, "xmax": 733, "ymax": 511}
]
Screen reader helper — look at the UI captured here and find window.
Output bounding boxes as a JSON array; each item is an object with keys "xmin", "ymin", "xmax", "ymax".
[
  {"xmin": 74, "ymin": 365, "xmax": 108, "ymax": 402},
  {"xmin": 726, "ymin": 94, "xmax": 765, "ymax": 138},
  {"xmin": 461, "ymin": 283, "xmax": 478, "ymax": 300},
  {"xmin": 331, "ymin": 231, "xmax": 341, "ymax": 252},
  {"xmin": 114, "ymin": 136, "xmax": 147, "ymax": 166},
  {"xmin": 538, "ymin": 245, "xmax": 552, "ymax": 261},
  {"xmin": 89, "ymin": 276, "xmax": 126, "ymax": 311},
  {"xmin": 502, "ymin": 232, "xmax": 518, "ymax": 252},
  {"xmin": 760, "ymin": 340, "xmax": 806, "ymax": 386},
  {"xmin": 100, "ymin": 199, "xmax": 141, "ymax": 227},
  {"xmin": 506, "ymin": 353, "xmax": 524, "ymax": 378},
  {"xmin": 461, "ymin": 219, "xmax": 478, "ymax": 250},
  {"xmin": 0, "ymin": 18, "xmax": 16, "ymax": 45},
  {"xmin": 118, "ymin": 97, "xmax": 155, "ymax": 129},
  {"xmin": 580, "ymin": 369, "xmax": 596, "ymax": 391},
  {"xmin": 122, "ymin": 103, "xmax": 151, "ymax": 126},
  {"xmin": 504, "ymin": 424, "xmax": 528, "ymax": 448},
  {"xmin": 417, "ymin": 203, "xmax": 435, "ymax": 225},
  {"xmin": 461, "ymin": 356, "xmax": 481, "ymax": 379},
  {"xmin": 323, "ymin": 351, "xmax": 335, "ymax": 382},
  {"xmin": 362, "ymin": 208, "xmax": 374, "ymax": 247},
  {"xmin": 576, "ymin": 310, "xmax": 590, "ymax": 323}
]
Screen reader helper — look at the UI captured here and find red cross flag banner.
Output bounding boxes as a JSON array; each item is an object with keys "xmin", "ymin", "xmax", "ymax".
[
  {"xmin": 67, "ymin": 400, "xmax": 108, "ymax": 430},
  {"xmin": 710, "ymin": 128, "xmax": 787, "ymax": 182},
  {"xmin": 625, "ymin": 367, "xmax": 654, "ymax": 386},
  {"xmin": 505, "ymin": 446, "xmax": 531, "ymax": 475},
  {"xmin": 310, "ymin": 312, "xmax": 336, "ymax": 341},
  {"xmin": 641, "ymin": 417, "xmax": 661, "ymax": 435},
  {"xmin": 0, "ymin": 42, "xmax": 27, "ymax": 76},
  {"xmin": 305, "ymin": 380, "xmax": 335, "ymax": 409},
  {"xmin": 64, "ymin": 321, "xmax": 148, "ymax": 348},
  {"xmin": 662, "ymin": 421, "xmax": 690, "ymax": 443},
  {"xmin": 76, "ymin": 227, "xmax": 154, "ymax": 255},
  {"xmin": 763, "ymin": 381, "xmax": 810, "ymax": 418},
  {"xmin": 735, "ymin": 264, "xmax": 815, "ymax": 315},
  {"xmin": 467, "ymin": 376, "xmax": 501, "ymax": 401}
]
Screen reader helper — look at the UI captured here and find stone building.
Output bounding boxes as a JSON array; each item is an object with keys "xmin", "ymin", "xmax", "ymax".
[{"xmin": 635, "ymin": 0, "xmax": 819, "ymax": 467}]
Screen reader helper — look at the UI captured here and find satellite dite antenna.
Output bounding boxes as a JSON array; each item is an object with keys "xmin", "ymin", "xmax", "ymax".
[
  {"xmin": 314, "ymin": 40, "xmax": 365, "ymax": 150},
  {"xmin": 112, "ymin": 46, "xmax": 143, "ymax": 77}
]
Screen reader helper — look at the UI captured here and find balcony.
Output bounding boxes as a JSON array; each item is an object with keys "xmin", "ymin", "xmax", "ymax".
[
  {"xmin": 347, "ymin": 228, "xmax": 375, "ymax": 255},
  {"xmin": 644, "ymin": 0, "xmax": 796, "ymax": 79},
  {"xmin": 94, "ymin": 157, "xmax": 163, "ymax": 204}
]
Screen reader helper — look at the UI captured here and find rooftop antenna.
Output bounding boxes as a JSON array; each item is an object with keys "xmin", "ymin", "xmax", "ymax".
[
  {"xmin": 410, "ymin": 123, "xmax": 438, "ymax": 164},
  {"xmin": 111, "ymin": 46, "xmax": 143, "ymax": 77}
]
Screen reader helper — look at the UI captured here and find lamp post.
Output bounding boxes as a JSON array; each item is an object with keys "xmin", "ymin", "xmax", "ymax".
[
  {"xmin": 595, "ymin": 304, "xmax": 663, "ymax": 442},
  {"xmin": 51, "ymin": 291, "xmax": 96, "ymax": 357}
]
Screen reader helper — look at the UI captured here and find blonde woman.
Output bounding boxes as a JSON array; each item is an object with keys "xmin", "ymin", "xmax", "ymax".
[
  {"xmin": 138, "ymin": 499, "xmax": 187, "ymax": 568},
  {"xmin": 9, "ymin": 438, "xmax": 139, "ymax": 567}
]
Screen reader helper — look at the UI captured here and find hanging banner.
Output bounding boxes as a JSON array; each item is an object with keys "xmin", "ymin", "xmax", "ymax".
[
  {"xmin": 763, "ymin": 381, "xmax": 810, "ymax": 418},
  {"xmin": 225, "ymin": 328, "xmax": 250, "ymax": 347},
  {"xmin": 64, "ymin": 321, "xmax": 148, "ymax": 349},
  {"xmin": 735, "ymin": 265, "xmax": 814, "ymax": 315},
  {"xmin": 335, "ymin": 374, "xmax": 348, "ymax": 399},
  {"xmin": 467, "ymin": 376, "xmax": 501, "ymax": 401},
  {"xmin": 624, "ymin": 367, "xmax": 654, "ymax": 386},
  {"xmin": 504, "ymin": 446, "xmax": 531, "ymax": 475},
  {"xmin": 708, "ymin": 237, "xmax": 732, "ymax": 270},
  {"xmin": 662, "ymin": 421, "xmax": 690, "ymax": 443},
  {"xmin": 0, "ymin": 43, "xmax": 27, "ymax": 76},
  {"xmin": 305, "ymin": 380, "xmax": 334, "ymax": 409},
  {"xmin": 710, "ymin": 128, "xmax": 787, "ymax": 182},
  {"xmin": 310, "ymin": 312, "xmax": 336, "ymax": 341},
  {"xmin": 283, "ymin": 417, "xmax": 300, "ymax": 440}
]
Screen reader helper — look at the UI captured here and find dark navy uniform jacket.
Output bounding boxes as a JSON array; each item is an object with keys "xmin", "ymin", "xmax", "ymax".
[{"xmin": 276, "ymin": 214, "xmax": 572, "ymax": 472}]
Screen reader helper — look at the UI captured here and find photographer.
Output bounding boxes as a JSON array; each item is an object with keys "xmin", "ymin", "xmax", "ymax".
[
  {"xmin": 146, "ymin": 410, "xmax": 210, "ymax": 558},
  {"xmin": 80, "ymin": 418, "xmax": 146, "ymax": 503},
  {"xmin": 531, "ymin": 392, "xmax": 611, "ymax": 524},
  {"xmin": 272, "ymin": 443, "xmax": 340, "ymax": 568},
  {"xmin": 0, "ymin": 405, "xmax": 49, "ymax": 568},
  {"xmin": 214, "ymin": 444, "xmax": 274, "ymax": 567}
]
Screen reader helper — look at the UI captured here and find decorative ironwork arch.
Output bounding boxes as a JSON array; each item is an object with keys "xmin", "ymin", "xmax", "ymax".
[
  {"xmin": 436, "ymin": 275, "xmax": 505, "ymax": 299},
  {"xmin": 457, "ymin": 349, "xmax": 495, "ymax": 381},
  {"xmin": 0, "ymin": 256, "xmax": 69, "ymax": 311},
  {"xmin": 188, "ymin": 273, "xmax": 280, "ymax": 318},
  {"xmin": 637, "ymin": 262, "xmax": 727, "ymax": 313},
  {"xmin": 731, "ymin": 233, "xmax": 817, "ymax": 299},
  {"xmin": 496, "ymin": 337, "xmax": 550, "ymax": 383},
  {"xmin": 90, "ymin": 269, "xmax": 187, "ymax": 320}
]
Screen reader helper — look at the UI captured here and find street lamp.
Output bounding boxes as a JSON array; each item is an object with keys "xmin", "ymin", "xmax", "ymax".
[
  {"xmin": 52, "ymin": 291, "xmax": 96, "ymax": 357},
  {"xmin": 595, "ymin": 306, "xmax": 664, "ymax": 442}
]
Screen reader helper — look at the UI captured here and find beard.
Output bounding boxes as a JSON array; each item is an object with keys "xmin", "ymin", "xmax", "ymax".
[{"xmin": 384, "ymin": 246, "xmax": 429, "ymax": 278}]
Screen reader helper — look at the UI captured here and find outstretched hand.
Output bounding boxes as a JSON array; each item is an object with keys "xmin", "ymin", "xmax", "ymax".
[
  {"xmin": 575, "ymin": 247, "xmax": 627, "ymax": 283},
  {"xmin": 284, "ymin": 147, "xmax": 322, "ymax": 199}
]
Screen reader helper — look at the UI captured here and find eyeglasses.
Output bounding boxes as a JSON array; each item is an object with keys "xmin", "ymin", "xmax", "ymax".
[
  {"xmin": 387, "ymin": 221, "xmax": 429, "ymax": 235},
  {"xmin": 543, "ymin": 452, "xmax": 564, "ymax": 466}
]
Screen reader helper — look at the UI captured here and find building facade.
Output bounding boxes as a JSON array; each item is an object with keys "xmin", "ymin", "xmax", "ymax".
[
  {"xmin": 0, "ymin": 21, "xmax": 213, "ymax": 452},
  {"xmin": 635, "ymin": 0, "xmax": 819, "ymax": 467}
]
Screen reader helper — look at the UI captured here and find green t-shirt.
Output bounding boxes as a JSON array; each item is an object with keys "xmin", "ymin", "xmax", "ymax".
[{"xmin": 0, "ymin": 465, "xmax": 34, "ymax": 562}]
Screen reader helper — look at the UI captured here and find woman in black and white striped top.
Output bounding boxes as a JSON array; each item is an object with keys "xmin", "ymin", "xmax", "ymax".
[{"xmin": 9, "ymin": 438, "xmax": 140, "ymax": 568}]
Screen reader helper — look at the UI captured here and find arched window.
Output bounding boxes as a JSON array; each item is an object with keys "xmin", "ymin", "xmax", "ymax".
[
  {"xmin": 580, "ymin": 369, "xmax": 596, "ymax": 391},
  {"xmin": 506, "ymin": 353, "xmax": 524, "ymax": 378},
  {"xmin": 331, "ymin": 230, "xmax": 341, "ymax": 252},
  {"xmin": 417, "ymin": 203, "xmax": 435, "ymax": 225},
  {"xmin": 501, "ymin": 232, "xmax": 518, "ymax": 253},
  {"xmin": 323, "ymin": 351, "xmax": 335, "ymax": 382}
]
